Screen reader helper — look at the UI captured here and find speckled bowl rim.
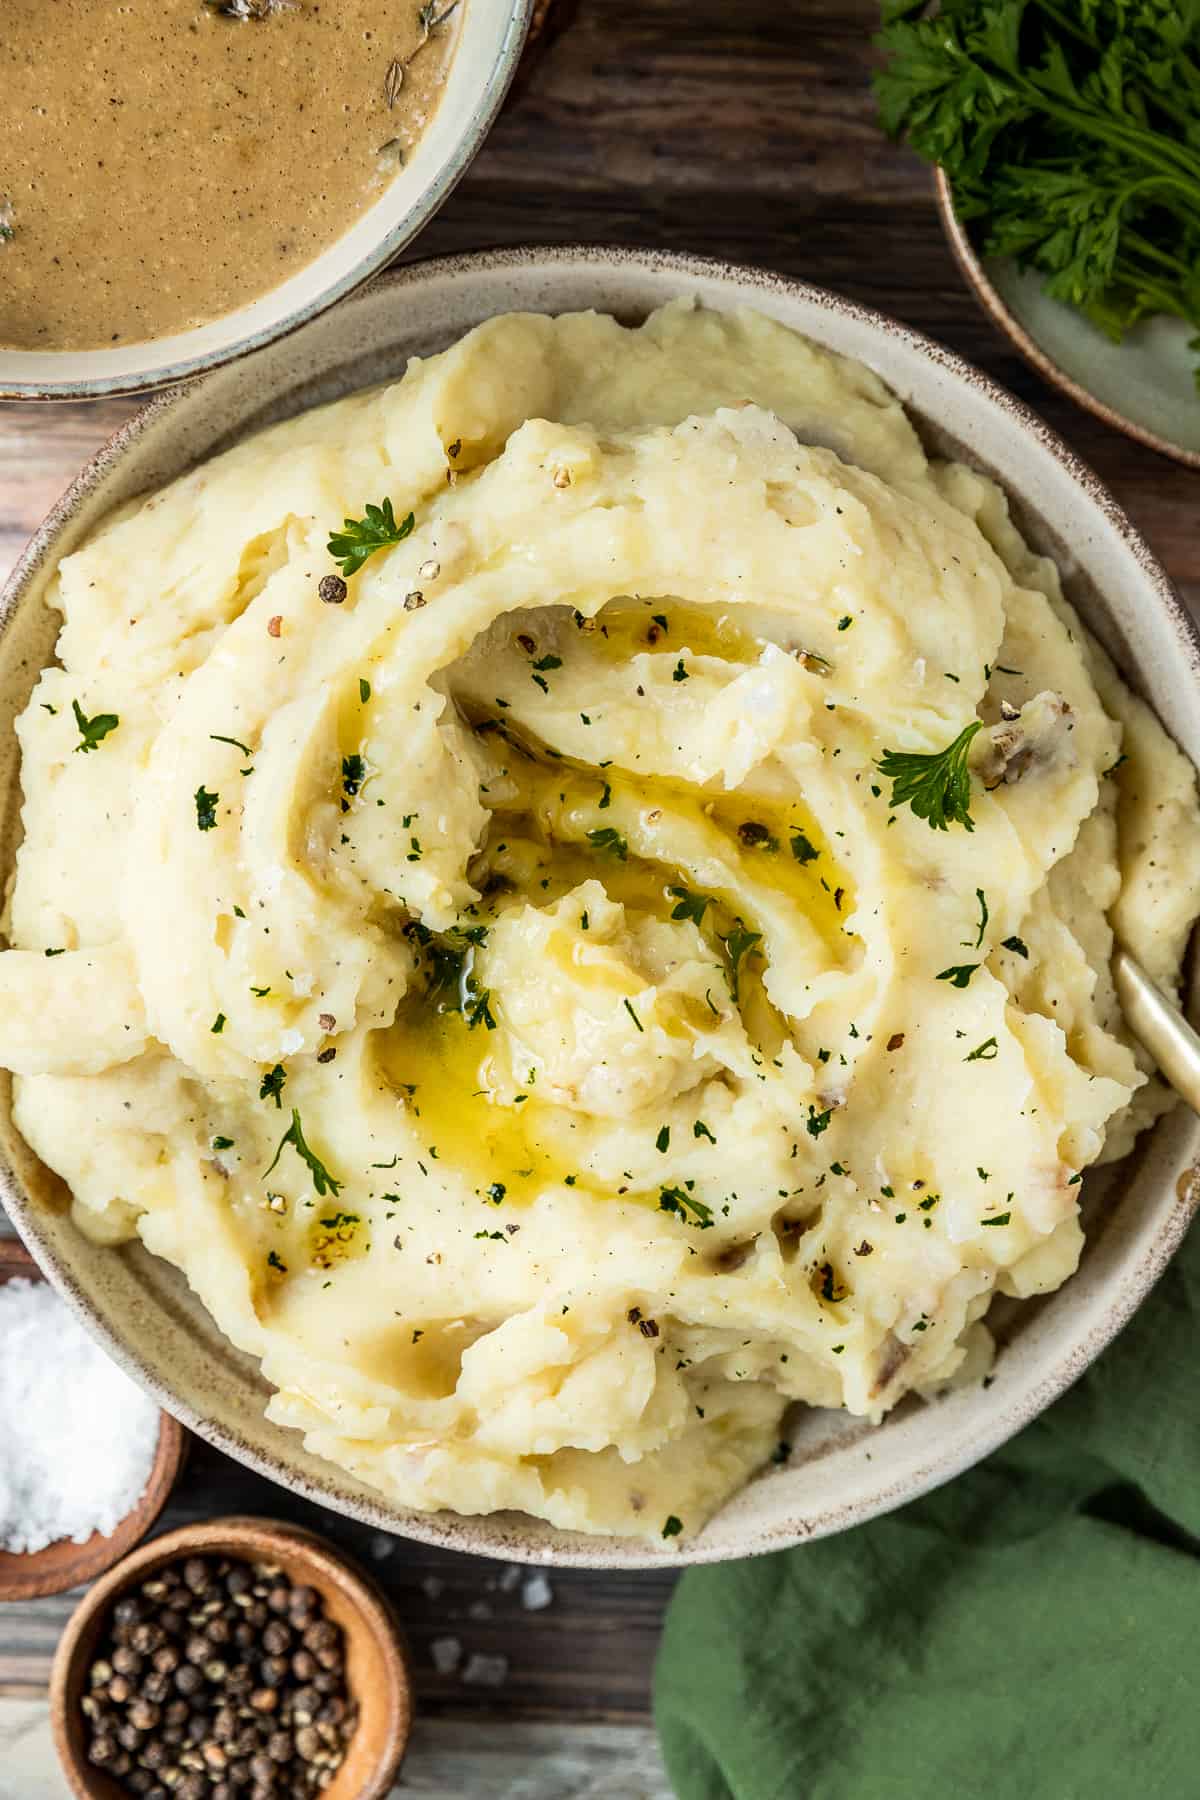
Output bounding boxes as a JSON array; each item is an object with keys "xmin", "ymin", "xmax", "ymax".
[
  {"xmin": 0, "ymin": 1, "xmax": 534, "ymax": 403},
  {"xmin": 935, "ymin": 169, "xmax": 1200, "ymax": 472},
  {"xmin": 3, "ymin": 245, "xmax": 1199, "ymax": 1570}
]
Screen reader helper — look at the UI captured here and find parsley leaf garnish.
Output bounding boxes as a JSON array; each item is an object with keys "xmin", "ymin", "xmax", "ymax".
[
  {"xmin": 586, "ymin": 826, "xmax": 628, "ymax": 861},
  {"xmin": 72, "ymin": 699, "xmax": 119, "ymax": 754},
  {"xmin": 263, "ymin": 1108, "xmax": 343, "ymax": 1196},
  {"xmin": 327, "ymin": 498, "xmax": 415, "ymax": 577},
  {"xmin": 668, "ymin": 885, "xmax": 710, "ymax": 926},
  {"xmin": 878, "ymin": 720, "xmax": 982, "ymax": 832}
]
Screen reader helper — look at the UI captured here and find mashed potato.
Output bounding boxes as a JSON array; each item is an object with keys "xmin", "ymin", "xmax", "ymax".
[{"xmin": 3, "ymin": 301, "xmax": 1199, "ymax": 1541}]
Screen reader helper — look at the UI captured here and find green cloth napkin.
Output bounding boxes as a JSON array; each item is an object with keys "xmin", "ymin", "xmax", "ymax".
[{"xmin": 655, "ymin": 1221, "xmax": 1200, "ymax": 1800}]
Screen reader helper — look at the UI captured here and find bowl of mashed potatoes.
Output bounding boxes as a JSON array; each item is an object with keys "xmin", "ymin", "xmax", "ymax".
[{"xmin": 2, "ymin": 248, "xmax": 1199, "ymax": 1567}]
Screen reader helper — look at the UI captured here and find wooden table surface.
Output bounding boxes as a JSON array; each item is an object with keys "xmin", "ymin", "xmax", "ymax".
[{"xmin": 1, "ymin": 0, "xmax": 1197, "ymax": 1746}]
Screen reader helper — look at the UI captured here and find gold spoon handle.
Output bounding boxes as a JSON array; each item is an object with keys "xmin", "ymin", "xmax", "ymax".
[{"xmin": 1113, "ymin": 946, "xmax": 1200, "ymax": 1116}]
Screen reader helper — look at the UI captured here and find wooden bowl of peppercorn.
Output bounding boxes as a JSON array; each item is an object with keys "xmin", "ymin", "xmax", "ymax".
[{"xmin": 49, "ymin": 1516, "xmax": 412, "ymax": 1800}]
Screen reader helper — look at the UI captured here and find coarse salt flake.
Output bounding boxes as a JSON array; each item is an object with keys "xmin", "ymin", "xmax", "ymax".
[{"xmin": 0, "ymin": 1278, "xmax": 160, "ymax": 1554}]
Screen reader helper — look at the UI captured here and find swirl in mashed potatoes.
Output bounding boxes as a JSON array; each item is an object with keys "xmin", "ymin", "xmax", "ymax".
[{"xmin": 3, "ymin": 301, "xmax": 1199, "ymax": 1541}]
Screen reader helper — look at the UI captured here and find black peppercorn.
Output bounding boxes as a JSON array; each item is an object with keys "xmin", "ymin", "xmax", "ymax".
[
  {"xmin": 174, "ymin": 1663, "xmax": 204, "ymax": 1697},
  {"xmin": 87, "ymin": 1734, "xmax": 117, "ymax": 1766},
  {"xmin": 128, "ymin": 1697, "xmax": 160, "ymax": 1732},
  {"xmin": 318, "ymin": 574, "xmax": 347, "ymax": 605},
  {"xmin": 131, "ymin": 1621, "xmax": 165, "ymax": 1656},
  {"xmin": 183, "ymin": 1558, "xmax": 210, "ymax": 1593}
]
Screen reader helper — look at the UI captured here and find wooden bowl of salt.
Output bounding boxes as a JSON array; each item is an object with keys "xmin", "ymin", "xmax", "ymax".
[{"xmin": 0, "ymin": 1237, "xmax": 185, "ymax": 1602}]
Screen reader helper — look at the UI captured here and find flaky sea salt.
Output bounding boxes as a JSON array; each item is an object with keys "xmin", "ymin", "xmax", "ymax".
[
  {"xmin": 431, "ymin": 1636, "xmax": 462, "ymax": 1674},
  {"xmin": 0, "ymin": 1278, "xmax": 160, "ymax": 1553},
  {"xmin": 463, "ymin": 1653, "xmax": 508, "ymax": 1687},
  {"xmin": 521, "ymin": 1572, "xmax": 554, "ymax": 1612}
]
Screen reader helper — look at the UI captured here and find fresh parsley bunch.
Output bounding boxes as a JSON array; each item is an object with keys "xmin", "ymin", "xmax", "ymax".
[{"xmin": 875, "ymin": 0, "xmax": 1200, "ymax": 383}]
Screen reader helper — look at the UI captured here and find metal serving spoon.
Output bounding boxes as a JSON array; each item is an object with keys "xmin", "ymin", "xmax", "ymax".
[{"xmin": 1113, "ymin": 947, "xmax": 1200, "ymax": 1116}]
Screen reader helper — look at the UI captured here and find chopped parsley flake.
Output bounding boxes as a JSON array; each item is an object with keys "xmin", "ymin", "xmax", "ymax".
[
  {"xmin": 968, "ymin": 887, "xmax": 988, "ymax": 950},
  {"xmin": 662, "ymin": 1515, "xmax": 683, "ymax": 1539},
  {"xmin": 806, "ymin": 1105, "xmax": 833, "ymax": 1139},
  {"xmin": 981, "ymin": 1212, "xmax": 1011, "ymax": 1227},
  {"xmin": 656, "ymin": 1125, "xmax": 670, "ymax": 1153},
  {"xmin": 263, "ymin": 1108, "xmax": 343, "ymax": 1197},
  {"xmin": 586, "ymin": 826, "xmax": 628, "ymax": 861},
  {"xmin": 259, "ymin": 1064, "xmax": 287, "ymax": 1109},
  {"xmin": 1002, "ymin": 935, "xmax": 1029, "ymax": 958},
  {"xmin": 672, "ymin": 658, "xmax": 689, "ymax": 682},
  {"xmin": 194, "ymin": 786, "xmax": 220, "ymax": 831},
  {"xmin": 790, "ymin": 831, "xmax": 819, "ymax": 865},
  {"xmin": 722, "ymin": 924, "xmax": 762, "ymax": 1001},
  {"xmin": 341, "ymin": 753, "xmax": 367, "ymax": 801},
  {"xmin": 693, "ymin": 1120, "xmax": 716, "ymax": 1144},
  {"xmin": 937, "ymin": 963, "xmax": 979, "ymax": 988},
  {"xmin": 966, "ymin": 1036, "xmax": 999, "ymax": 1062},
  {"xmin": 211, "ymin": 1013, "xmax": 226, "ymax": 1034},
  {"xmin": 72, "ymin": 700, "xmax": 119, "ymax": 754},
  {"xmin": 668, "ymin": 885, "xmax": 709, "ymax": 925},
  {"xmin": 659, "ymin": 1186, "xmax": 713, "ymax": 1228},
  {"xmin": 623, "ymin": 998, "xmax": 644, "ymax": 1033}
]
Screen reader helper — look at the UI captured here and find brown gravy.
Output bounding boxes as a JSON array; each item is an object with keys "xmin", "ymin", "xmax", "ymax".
[{"xmin": 0, "ymin": 1, "xmax": 457, "ymax": 352}]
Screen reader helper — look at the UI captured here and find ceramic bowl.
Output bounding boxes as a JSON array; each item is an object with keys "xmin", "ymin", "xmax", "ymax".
[
  {"xmin": 49, "ymin": 1517, "xmax": 412, "ymax": 1800},
  {"xmin": 0, "ymin": 1239, "xmax": 186, "ymax": 1602},
  {"xmin": 2, "ymin": 248, "xmax": 1198, "ymax": 1570},
  {"xmin": 0, "ymin": 0, "xmax": 533, "ymax": 403},
  {"xmin": 936, "ymin": 169, "xmax": 1200, "ymax": 469}
]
